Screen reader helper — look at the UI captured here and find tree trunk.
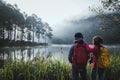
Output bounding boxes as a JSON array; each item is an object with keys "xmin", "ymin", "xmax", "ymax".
[
  {"xmin": 38, "ymin": 34, "xmax": 40, "ymax": 43},
  {"xmin": 7, "ymin": 30, "xmax": 11, "ymax": 40},
  {"xmin": 20, "ymin": 30, "xmax": 24, "ymax": 41},
  {"xmin": 32, "ymin": 26, "xmax": 35, "ymax": 42},
  {"xmin": 9, "ymin": 31, "xmax": 12, "ymax": 41},
  {"xmin": 2, "ymin": 25, "xmax": 5, "ymax": 40},
  {"xmin": 14, "ymin": 25, "xmax": 16, "ymax": 41}
]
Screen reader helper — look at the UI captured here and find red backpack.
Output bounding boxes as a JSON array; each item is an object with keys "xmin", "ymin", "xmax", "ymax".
[{"xmin": 72, "ymin": 43, "xmax": 89, "ymax": 67}]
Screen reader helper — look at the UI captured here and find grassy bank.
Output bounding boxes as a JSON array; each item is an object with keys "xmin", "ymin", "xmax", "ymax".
[{"xmin": 0, "ymin": 53, "xmax": 120, "ymax": 80}]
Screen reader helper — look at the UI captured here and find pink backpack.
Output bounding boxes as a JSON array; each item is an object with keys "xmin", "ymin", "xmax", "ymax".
[{"xmin": 72, "ymin": 43, "xmax": 89, "ymax": 67}]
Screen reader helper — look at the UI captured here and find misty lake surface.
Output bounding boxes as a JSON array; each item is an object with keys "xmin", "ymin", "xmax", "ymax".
[{"xmin": 0, "ymin": 44, "xmax": 120, "ymax": 63}]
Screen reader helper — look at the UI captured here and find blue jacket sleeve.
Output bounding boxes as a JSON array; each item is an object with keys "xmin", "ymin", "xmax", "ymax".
[{"xmin": 68, "ymin": 45, "xmax": 74, "ymax": 63}]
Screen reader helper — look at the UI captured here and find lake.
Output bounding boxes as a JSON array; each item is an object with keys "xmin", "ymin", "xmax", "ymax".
[{"xmin": 0, "ymin": 44, "xmax": 120, "ymax": 64}]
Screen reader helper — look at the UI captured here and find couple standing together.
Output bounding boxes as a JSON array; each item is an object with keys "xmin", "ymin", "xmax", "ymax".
[{"xmin": 68, "ymin": 32, "xmax": 109, "ymax": 80}]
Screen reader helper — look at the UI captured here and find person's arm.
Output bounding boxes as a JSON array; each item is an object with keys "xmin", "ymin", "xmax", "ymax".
[
  {"xmin": 85, "ymin": 43, "xmax": 93, "ymax": 64},
  {"xmin": 85, "ymin": 43, "xmax": 91, "ymax": 53},
  {"xmin": 68, "ymin": 45, "xmax": 74, "ymax": 63}
]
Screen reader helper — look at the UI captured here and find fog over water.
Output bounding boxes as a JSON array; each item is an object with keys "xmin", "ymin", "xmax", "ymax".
[
  {"xmin": 51, "ymin": 14, "xmax": 99, "ymax": 44},
  {"xmin": 51, "ymin": 12, "xmax": 120, "ymax": 44}
]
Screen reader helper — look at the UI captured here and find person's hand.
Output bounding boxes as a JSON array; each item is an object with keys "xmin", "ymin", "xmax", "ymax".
[
  {"xmin": 88, "ymin": 56, "xmax": 93, "ymax": 64},
  {"xmin": 88, "ymin": 59, "xmax": 92, "ymax": 64}
]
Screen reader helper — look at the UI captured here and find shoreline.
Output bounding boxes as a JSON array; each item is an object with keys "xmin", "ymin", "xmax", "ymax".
[{"xmin": 0, "ymin": 39, "xmax": 48, "ymax": 47}]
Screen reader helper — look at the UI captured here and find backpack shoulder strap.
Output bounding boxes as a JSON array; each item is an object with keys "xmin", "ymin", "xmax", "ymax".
[{"xmin": 100, "ymin": 47, "xmax": 109, "ymax": 55}]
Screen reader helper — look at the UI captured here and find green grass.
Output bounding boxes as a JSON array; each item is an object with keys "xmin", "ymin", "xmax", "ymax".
[
  {"xmin": 0, "ymin": 52, "xmax": 120, "ymax": 80},
  {"xmin": 104, "ymin": 52, "xmax": 120, "ymax": 80},
  {"xmin": 0, "ymin": 57, "xmax": 71, "ymax": 80}
]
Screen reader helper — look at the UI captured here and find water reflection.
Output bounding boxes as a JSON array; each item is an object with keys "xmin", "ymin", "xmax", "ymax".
[
  {"xmin": 0, "ymin": 44, "xmax": 120, "ymax": 67},
  {"xmin": 0, "ymin": 45, "xmax": 70, "ymax": 67}
]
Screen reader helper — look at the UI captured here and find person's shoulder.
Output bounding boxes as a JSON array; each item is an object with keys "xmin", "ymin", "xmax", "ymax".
[
  {"xmin": 91, "ymin": 45, "xmax": 98, "ymax": 51},
  {"xmin": 100, "ymin": 46, "xmax": 108, "ymax": 51},
  {"xmin": 70, "ymin": 44, "xmax": 74, "ymax": 49},
  {"xmin": 84, "ymin": 42, "xmax": 89, "ymax": 45},
  {"xmin": 83, "ymin": 42, "xmax": 90, "ymax": 47}
]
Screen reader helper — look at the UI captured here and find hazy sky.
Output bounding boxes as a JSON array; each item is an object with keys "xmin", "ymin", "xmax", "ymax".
[{"xmin": 4, "ymin": 0, "xmax": 99, "ymax": 28}]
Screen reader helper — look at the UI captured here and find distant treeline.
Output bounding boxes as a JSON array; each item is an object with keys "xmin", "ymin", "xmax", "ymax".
[
  {"xmin": 83, "ymin": 13, "xmax": 120, "ymax": 44},
  {"xmin": 0, "ymin": 0, "xmax": 53, "ymax": 46},
  {"xmin": 0, "ymin": 39, "xmax": 48, "ymax": 47}
]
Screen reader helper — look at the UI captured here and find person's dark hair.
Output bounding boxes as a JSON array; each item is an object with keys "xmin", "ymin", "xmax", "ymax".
[
  {"xmin": 74, "ymin": 32, "xmax": 83, "ymax": 39},
  {"xmin": 92, "ymin": 36, "xmax": 103, "ymax": 46}
]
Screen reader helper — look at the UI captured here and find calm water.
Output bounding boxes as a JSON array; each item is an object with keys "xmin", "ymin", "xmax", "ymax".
[{"xmin": 0, "ymin": 44, "xmax": 120, "ymax": 63}]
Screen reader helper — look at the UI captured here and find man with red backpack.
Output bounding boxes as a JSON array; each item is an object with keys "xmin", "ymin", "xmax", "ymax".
[{"xmin": 68, "ymin": 32, "xmax": 90, "ymax": 80}]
